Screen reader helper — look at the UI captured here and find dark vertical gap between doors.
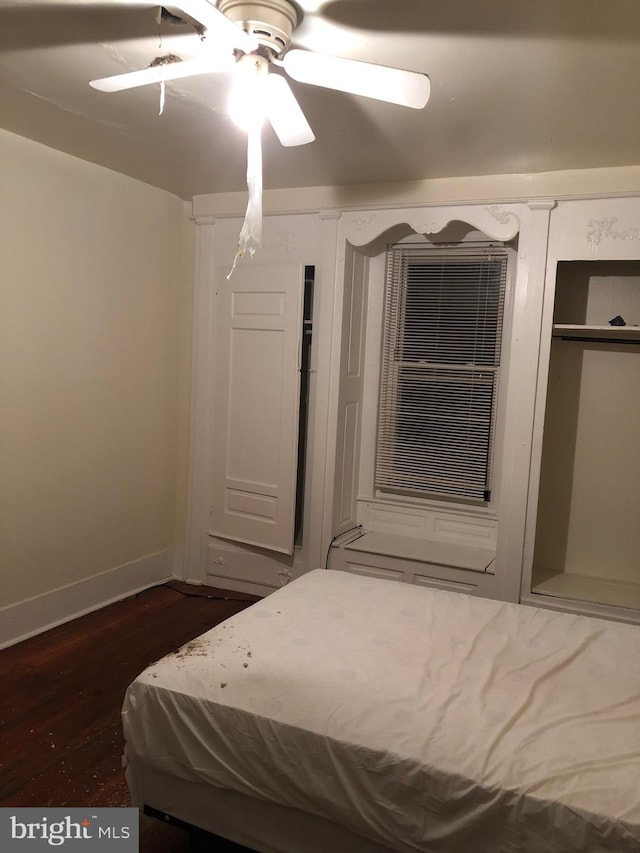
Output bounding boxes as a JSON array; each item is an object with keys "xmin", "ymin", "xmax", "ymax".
[{"xmin": 294, "ymin": 265, "xmax": 314, "ymax": 547}]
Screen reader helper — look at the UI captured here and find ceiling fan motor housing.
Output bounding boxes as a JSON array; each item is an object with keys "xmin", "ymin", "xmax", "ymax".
[{"xmin": 218, "ymin": 0, "xmax": 298, "ymax": 56}]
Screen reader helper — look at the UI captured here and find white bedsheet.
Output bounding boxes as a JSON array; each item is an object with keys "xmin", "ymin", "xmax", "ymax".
[{"xmin": 122, "ymin": 570, "xmax": 640, "ymax": 852}]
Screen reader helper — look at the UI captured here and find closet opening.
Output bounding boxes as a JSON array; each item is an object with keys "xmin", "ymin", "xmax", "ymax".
[{"xmin": 532, "ymin": 260, "xmax": 640, "ymax": 611}]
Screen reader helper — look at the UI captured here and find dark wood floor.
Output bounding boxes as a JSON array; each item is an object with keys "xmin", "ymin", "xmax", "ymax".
[{"xmin": 0, "ymin": 581, "xmax": 261, "ymax": 851}]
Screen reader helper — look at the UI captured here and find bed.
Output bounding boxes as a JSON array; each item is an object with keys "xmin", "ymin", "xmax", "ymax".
[{"xmin": 122, "ymin": 569, "xmax": 640, "ymax": 852}]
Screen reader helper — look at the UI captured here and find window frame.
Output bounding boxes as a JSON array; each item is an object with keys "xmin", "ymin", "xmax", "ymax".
[{"xmin": 371, "ymin": 240, "xmax": 514, "ymax": 509}]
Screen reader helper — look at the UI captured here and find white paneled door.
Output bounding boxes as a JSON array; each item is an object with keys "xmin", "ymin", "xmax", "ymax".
[{"xmin": 211, "ymin": 264, "xmax": 304, "ymax": 555}]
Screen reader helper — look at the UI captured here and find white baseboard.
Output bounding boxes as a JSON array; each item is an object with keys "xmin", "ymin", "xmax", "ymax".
[{"xmin": 0, "ymin": 549, "xmax": 175, "ymax": 650}]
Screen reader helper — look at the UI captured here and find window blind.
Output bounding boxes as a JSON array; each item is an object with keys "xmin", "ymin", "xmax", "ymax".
[{"xmin": 375, "ymin": 245, "xmax": 508, "ymax": 501}]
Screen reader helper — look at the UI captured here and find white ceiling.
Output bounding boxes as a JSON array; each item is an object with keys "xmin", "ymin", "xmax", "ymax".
[{"xmin": 1, "ymin": 0, "xmax": 639, "ymax": 200}]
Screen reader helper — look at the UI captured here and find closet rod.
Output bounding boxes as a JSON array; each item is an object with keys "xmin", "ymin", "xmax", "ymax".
[{"xmin": 553, "ymin": 335, "xmax": 640, "ymax": 345}]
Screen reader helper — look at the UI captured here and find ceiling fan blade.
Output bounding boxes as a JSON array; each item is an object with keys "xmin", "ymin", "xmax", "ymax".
[
  {"xmin": 265, "ymin": 74, "xmax": 315, "ymax": 147},
  {"xmin": 90, "ymin": 56, "xmax": 234, "ymax": 92},
  {"xmin": 171, "ymin": 0, "xmax": 258, "ymax": 53},
  {"xmin": 282, "ymin": 49, "xmax": 430, "ymax": 110}
]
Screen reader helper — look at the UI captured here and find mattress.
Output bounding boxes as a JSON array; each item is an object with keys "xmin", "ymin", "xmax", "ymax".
[{"xmin": 122, "ymin": 569, "xmax": 640, "ymax": 852}]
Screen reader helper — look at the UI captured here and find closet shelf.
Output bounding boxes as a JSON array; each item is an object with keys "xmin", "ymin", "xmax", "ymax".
[
  {"xmin": 532, "ymin": 571, "xmax": 640, "ymax": 611},
  {"xmin": 552, "ymin": 324, "xmax": 640, "ymax": 342}
]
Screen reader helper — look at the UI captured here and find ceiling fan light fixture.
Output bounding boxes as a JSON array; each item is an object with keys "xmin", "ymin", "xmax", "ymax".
[{"xmin": 228, "ymin": 53, "xmax": 269, "ymax": 131}]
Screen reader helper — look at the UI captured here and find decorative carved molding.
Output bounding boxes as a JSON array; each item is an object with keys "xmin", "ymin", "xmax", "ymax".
[
  {"xmin": 262, "ymin": 230, "xmax": 297, "ymax": 254},
  {"xmin": 416, "ymin": 221, "xmax": 445, "ymax": 235},
  {"xmin": 484, "ymin": 205, "xmax": 520, "ymax": 226},
  {"xmin": 587, "ymin": 216, "xmax": 640, "ymax": 246},
  {"xmin": 345, "ymin": 206, "xmax": 522, "ymax": 247},
  {"xmin": 351, "ymin": 217, "xmax": 374, "ymax": 232}
]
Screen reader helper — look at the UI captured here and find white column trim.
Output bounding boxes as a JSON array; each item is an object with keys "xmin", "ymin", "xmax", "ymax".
[
  {"xmin": 496, "ymin": 199, "xmax": 556, "ymax": 602},
  {"xmin": 305, "ymin": 213, "xmax": 342, "ymax": 570}
]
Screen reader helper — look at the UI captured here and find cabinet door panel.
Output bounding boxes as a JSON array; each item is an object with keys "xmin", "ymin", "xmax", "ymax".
[{"xmin": 211, "ymin": 264, "xmax": 303, "ymax": 554}]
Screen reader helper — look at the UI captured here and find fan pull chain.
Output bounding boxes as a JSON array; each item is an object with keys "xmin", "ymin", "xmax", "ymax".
[{"xmin": 228, "ymin": 124, "xmax": 263, "ymax": 279}]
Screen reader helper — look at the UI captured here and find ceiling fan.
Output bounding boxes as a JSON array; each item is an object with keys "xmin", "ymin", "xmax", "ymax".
[
  {"xmin": 89, "ymin": 0, "xmax": 431, "ymax": 147},
  {"xmin": 90, "ymin": 0, "xmax": 431, "ymax": 270}
]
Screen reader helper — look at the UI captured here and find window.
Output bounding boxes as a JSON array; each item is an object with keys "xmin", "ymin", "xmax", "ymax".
[{"xmin": 375, "ymin": 244, "xmax": 508, "ymax": 502}]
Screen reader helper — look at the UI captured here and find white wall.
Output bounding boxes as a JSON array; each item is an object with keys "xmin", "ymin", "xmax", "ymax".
[
  {"xmin": 0, "ymin": 129, "xmax": 194, "ymax": 617},
  {"xmin": 535, "ymin": 342, "xmax": 640, "ymax": 583}
]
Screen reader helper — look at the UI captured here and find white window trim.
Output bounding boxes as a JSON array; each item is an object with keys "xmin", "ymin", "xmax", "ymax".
[{"xmin": 358, "ymin": 236, "xmax": 517, "ymax": 523}]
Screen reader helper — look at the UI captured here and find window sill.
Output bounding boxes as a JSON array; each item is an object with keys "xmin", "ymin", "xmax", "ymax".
[
  {"xmin": 344, "ymin": 531, "xmax": 495, "ymax": 573},
  {"xmin": 370, "ymin": 492, "xmax": 498, "ymax": 519}
]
